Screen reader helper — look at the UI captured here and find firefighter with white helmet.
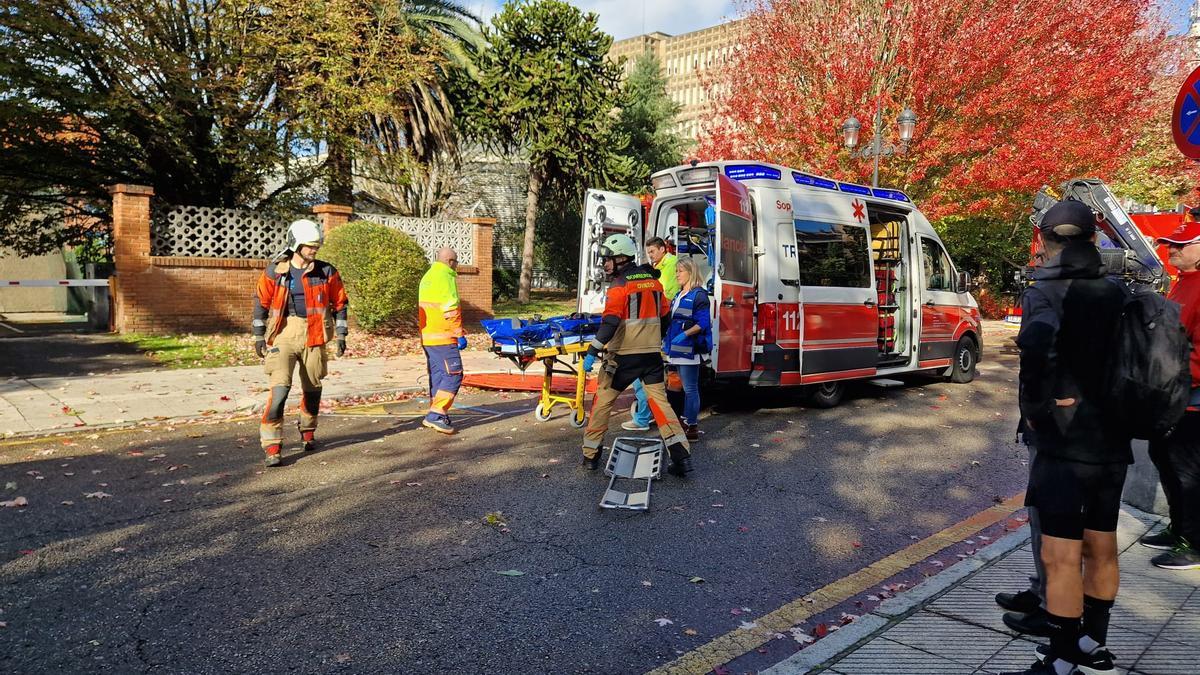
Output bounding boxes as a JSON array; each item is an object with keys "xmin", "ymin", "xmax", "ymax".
[
  {"xmin": 251, "ymin": 219, "xmax": 350, "ymax": 467},
  {"xmin": 580, "ymin": 233, "xmax": 693, "ymax": 475}
]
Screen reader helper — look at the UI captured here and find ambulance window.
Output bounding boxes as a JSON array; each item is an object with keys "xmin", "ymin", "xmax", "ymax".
[
  {"xmin": 921, "ymin": 238, "xmax": 954, "ymax": 291},
  {"xmin": 793, "ymin": 219, "xmax": 871, "ymax": 288}
]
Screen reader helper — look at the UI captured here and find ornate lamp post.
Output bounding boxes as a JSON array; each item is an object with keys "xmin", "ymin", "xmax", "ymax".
[{"xmin": 842, "ymin": 106, "xmax": 918, "ymax": 188}]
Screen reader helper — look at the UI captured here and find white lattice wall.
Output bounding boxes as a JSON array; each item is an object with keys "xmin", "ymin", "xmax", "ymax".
[
  {"xmin": 151, "ymin": 205, "xmax": 291, "ymax": 259},
  {"xmin": 358, "ymin": 214, "xmax": 475, "ymax": 266}
]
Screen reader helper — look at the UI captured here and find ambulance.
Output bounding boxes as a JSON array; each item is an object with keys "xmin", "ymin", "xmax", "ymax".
[{"xmin": 576, "ymin": 160, "xmax": 982, "ymax": 407}]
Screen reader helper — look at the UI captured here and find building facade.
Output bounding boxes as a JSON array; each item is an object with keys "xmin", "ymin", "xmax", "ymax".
[{"xmin": 609, "ymin": 20, "xmax": 744, "ymax": 139}]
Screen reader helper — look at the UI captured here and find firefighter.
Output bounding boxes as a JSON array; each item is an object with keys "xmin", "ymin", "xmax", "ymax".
[
  {"xmin": 252, "ymin": 219, "xmax": 349, "ymax": 467},
  {"xmin": 625, "ymin": 237, "xmax": 681, "ymax": 432},
  {"xmin": 581, "ymin": 234, "xmax": 693, "ymax": 475},
  {"xmin": 418, "ymin": 248, "xmax": 468, "ymax": 434}
]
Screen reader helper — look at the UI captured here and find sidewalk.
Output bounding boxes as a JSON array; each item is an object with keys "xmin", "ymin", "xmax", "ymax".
[
  {"xmin": 766, "ymin": 506, "xmax": 1200, "ymax": 674},
  {"xmin": 0, "ymin": 351, "xmax": 516, "ymax": 436}
]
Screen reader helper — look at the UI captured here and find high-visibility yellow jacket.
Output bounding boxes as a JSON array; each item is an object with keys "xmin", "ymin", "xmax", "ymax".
[
  {"xmin": 656, "ymin": 253, "xmax": 680, "ymax": 300},
  {"xmin": 418, "ymin": 261, "xmax": 464, "ymax": 346}
]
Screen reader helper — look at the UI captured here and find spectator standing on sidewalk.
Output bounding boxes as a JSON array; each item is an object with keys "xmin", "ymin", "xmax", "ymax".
[
  {"xmin": 580, "ymin": 234, "xmax": 692, "ymax": 476},
  {"xmin": 1141, "ymin": 218, "xmax": 1200, "ymax": 570},
  {"xmin": 624, "ymin": 237, "xmax": 680, "ymax": 432},
  {"xmin": 1003, "ymin": 201, "xmax": 1130, "ymax": 675},
  {"xmin": 418, "ymin": 248, "xmax": 468, "ymax": 435},
  {"xmin": 662, "ymin": 257, "xmax": 712, "ymax": 441},
  {"xmin": 253, "ymin": 219, "xmax": 350, "ymax": 467}
]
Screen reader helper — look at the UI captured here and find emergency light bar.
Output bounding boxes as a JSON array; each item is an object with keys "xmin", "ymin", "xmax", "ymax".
[
  {"xmin": 724, "ymin": 164, "xmax": 782, "ymax": 181},
  {"xmin": 870, "ymin": 188, "xmax": 910, "ymax": 203},
  {"xmin": 838, "ymin": 183, "xmax": 872, "ymax": 196},
  {"xmin": 792, "ymin": 172, "xmax": 837, "ymax": 189}
]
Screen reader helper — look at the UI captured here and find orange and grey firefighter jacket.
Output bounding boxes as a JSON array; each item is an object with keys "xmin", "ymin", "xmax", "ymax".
[
  {"xmin": 253, "ymin": 259, "xmax": 349, "ymax": 348},
  {"xmin": 587, "ymin": 262, "xmax": 670, "ymax": 358}
]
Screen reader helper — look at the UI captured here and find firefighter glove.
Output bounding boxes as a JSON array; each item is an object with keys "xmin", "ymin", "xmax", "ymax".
[
  {"xmin": 336, "ymin": 339, "xmax": 347, "ymax": 357},
  {"xmin": 255, "ymin": 339, "xmax": 267, "ymax": 359},
  {"xmin": 582, "ymin": 353, "xmax": 596, "ymax": 373},
  {"xmin": 456, "ymin": 336, "xmax": 468, "ymax": 350}
]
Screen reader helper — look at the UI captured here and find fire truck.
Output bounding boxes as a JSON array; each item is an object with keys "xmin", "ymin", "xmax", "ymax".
[{"xmin": 576, "ymin": 160, "xmax": 982, "ymax": 407}]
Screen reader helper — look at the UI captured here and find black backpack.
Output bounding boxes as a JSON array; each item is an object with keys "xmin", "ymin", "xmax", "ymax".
[{"xmin": 1103, "ymin": 286, "xmax": 1191, "ymax": 440}]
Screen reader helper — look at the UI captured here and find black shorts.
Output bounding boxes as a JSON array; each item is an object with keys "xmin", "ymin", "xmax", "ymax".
[{"xmin": 1025, "ymin": 454, "xmax": 1128, "ymax": 540}]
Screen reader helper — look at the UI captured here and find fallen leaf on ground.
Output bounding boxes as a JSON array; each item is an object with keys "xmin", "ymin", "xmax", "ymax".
[
  {"xmin": 1, "ymin": 496, "xmax": 28, "ymax": 508},
  {"xmin": 641, "ymin": 580, "xmax": 652, "ymax": 587},
  {"xmin": 813, "ymin": 623, "xmax": 829, "ymax": 638},
  {"xmin": 4, "ymin": 482, "xmax": 15, "ymax": 490},
  {"xmin": 790, "ymin": 627, "xmax": 814, "ymax": 644},
  {"xmin": 654, "ymin": 618, "xmax": 674, "ymax": 627},
  {"xmin": 688, "ymin": 576, "xmax": 705, "ymax": 584},
  {"xmin": 84, "ymin": 491, "xmax": 112, "ymax": 499},
  {"xmin": 495, "ymin": 569, "xmax": 525, "ymax": 577},
  {"xmin": 738, "ymin": 621, "xmax": 758, "ymax": 630},
  {"xmin": 683, "ymin": 628, "xmax": 697, "ymax": 636}
]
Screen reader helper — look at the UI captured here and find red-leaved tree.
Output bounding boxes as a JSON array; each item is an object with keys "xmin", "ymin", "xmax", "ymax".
[{"xmin": 700, "ymin": 0, "xmax": 1178, "ymax": 220}]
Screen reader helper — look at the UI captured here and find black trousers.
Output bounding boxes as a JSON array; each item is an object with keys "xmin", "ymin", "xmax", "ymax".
[{"xmin": 1149, "ymin": 411, "xmax": 1200, "ymax": 548}]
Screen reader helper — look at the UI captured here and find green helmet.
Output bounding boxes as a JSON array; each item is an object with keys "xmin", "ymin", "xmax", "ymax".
[{"xmin": 599, "ymin": 233, "xmax": 637, "ymax": 259}]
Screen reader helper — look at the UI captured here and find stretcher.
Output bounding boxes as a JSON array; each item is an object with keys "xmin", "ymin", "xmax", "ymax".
[{"xmin": 480, "ymin": 314, "xmax": 603, "ymax": 427}]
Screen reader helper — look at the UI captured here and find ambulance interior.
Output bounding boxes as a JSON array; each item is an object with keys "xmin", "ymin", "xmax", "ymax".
[
  {"xmin": 656, "ymin": 195, "xmax": 716, "ymax": 294},
  {"xmin": 868, "ymin": 206, "xmax": 912, "ymax": 366}
]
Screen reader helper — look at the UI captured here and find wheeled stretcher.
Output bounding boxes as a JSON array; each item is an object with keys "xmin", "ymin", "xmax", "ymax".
[{"xmin": 480, "ymin": 314, "xmax": 603, "ymax": 427}]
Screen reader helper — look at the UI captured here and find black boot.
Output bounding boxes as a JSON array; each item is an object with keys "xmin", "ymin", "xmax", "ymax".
[
  {"xmin": 666, "ymin": 443, "xmax": 693, "ymax": 477},
  {"xmin": 581, "ymin": 453, "xmax": 601, "ymax": 471}
]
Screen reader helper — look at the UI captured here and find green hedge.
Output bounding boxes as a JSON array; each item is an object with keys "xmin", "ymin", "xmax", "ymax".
[{"xmin": 322, "ymin": 220, "xmax": 428, "ymax": 332}]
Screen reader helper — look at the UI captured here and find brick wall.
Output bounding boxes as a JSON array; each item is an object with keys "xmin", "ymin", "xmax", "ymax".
[{"xmin": 111, "ymin": 184, "xmax": 495, "ymax": 335}]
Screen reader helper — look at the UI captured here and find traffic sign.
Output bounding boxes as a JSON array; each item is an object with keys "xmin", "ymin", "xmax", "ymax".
[{"xmin": 1172, "ymin": 65, "xmax": 1200, "ymax": 159}]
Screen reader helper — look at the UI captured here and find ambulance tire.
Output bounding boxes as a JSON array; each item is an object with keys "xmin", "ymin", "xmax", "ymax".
[
  {"xmin": 948, "ymin": 336, "xmax": 978, "ymax": 384},
  {"xmin": 806, "ymin": 381, "xmax": 845, "ymax": 408},
  {"xmin": 534, "ymin": 403, "xmax": 553, "ymax": 422}
]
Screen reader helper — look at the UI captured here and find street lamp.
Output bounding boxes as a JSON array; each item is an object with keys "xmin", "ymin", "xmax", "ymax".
[{"xmin": 842, "ymin": 106, "xmax": 918, "ymax": 188}]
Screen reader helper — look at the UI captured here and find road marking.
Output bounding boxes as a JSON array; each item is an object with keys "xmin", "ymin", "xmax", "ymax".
[
  {"xmin": 0, "ymin": 321, "xmax": 25, "ymax": 334},
  {"xmin": 644, "ymin": 493, "xmax": 1026, "ymax": 675}
]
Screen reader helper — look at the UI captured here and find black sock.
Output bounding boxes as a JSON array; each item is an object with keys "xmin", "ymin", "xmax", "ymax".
[
  {"xmin": 1047, "ymin": 612, "xmax": 1083, "ymax": 662},
  {"xmin": 1082, "ymin": 595, "xmax": 1114, "ymax": 647}
]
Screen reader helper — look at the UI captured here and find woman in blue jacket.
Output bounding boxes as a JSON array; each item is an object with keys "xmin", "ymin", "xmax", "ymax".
[{"xmin": 663, "ymin": 257, "xmax": 712, "ymax": 441}]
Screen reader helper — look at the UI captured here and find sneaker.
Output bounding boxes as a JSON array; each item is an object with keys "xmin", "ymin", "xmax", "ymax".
[
  {"xmin": 996, "ymin": 589, "xmax": 1041, "ymax": 614},
  {"xmin": 264, "ymin": 444, "xmax": 282, "ymax": 467},
  {"xmin": 1000, "ymin": 657, "xmax": 1077, "ymax": 675},
  {"xmin": 301, "ymin": 431, "xmax": 316, "ymax": 453},
  {"xmin": 685, "ymin": 424, "xmax": 700, "ymax": 442},
  {"xmin": 1035, "ymin": 644, "xmax": 1116, "ymax": 674},
  {"xmin": 1140, "ymin": 526, "xmax": 1178, "ymax": 551},
  {"xmin": 621, "ymin": 420, "xmax": 651, "ymax": 432},
  {"xmin": 1151, "ymin": 545, "xmax": 1200, "ymax": 570},
  {"xmin": 1002, "ymin": 608, "xmax": 1055, "ymax": 637},
  {"xmin": 422, "ymin": 417, "xmax": 454, "ymax": 435},
  {"xmin": 581, "ymin": 453, "xmax": 600, "ymax": 471}
]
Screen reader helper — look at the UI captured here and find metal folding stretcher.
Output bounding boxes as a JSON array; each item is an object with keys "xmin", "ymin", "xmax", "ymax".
[
  {"xmin": 600, "ymin": 437, "xmax": 664, "ymax": 510},
  {"xmin": 481, "ymin": 314, "xmax": 602, "ymax": 428}
]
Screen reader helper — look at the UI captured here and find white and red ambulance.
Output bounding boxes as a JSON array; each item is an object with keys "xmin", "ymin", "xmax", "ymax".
[{"xmin": 576, "ymin": 160, "xmax": 982, "ymax": 406}]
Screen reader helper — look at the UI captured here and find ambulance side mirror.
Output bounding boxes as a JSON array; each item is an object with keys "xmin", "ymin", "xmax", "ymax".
[{"xmin": 956, "ymin": 271, "xmax": 973, "ymax": 294}]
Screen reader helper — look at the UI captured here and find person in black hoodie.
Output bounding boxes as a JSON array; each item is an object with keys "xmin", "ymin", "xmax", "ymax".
[{"xmin": 1002, "ymin": 200, "xmax": 1130, "ymax": 675}]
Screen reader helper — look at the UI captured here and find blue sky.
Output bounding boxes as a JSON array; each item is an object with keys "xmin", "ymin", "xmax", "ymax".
[{"xmin": 474, "ymin": 1, "xmax": 1194, "ymax": 42}]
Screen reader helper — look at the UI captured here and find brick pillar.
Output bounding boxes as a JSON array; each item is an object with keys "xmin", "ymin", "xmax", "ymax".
[
  {"xmin": 467, "ymin": 217, "xmax": 495, "ymax": 317},
  {"xmin": 109, "ymin": 184, "xmax": 154, "ymax": 333},
  {"xmin": 313, "ymin": 203, "xmax": 354, "ymax": 235}
]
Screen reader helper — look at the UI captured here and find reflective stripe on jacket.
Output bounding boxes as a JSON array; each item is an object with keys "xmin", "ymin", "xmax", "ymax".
[
  {"xmin": 590, "ymin": 263, "xmax": 668, "ymax": 356},
  {"xmin": 253, "ymin": 260, "xmax": 349, "ymax": 348},
  {"xmin": 664, "ymin": 287, "xmax": 712, "ymax": 358},
  {"xmin": 418, "ymin": 261, "xmax": 464, "ymax": 346}
]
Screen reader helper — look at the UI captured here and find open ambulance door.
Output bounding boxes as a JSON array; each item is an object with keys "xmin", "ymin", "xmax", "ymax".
[
  {"xmin": 576, "ymin": 190, "xmax": 644, "ymax": 314},
  {"xmin": 712, "ymin": 176, "xmax": 755, "ymax": 376},
  {"xmin": 749, "ymin": 186, "xmax": 801, "ymax": 386}
]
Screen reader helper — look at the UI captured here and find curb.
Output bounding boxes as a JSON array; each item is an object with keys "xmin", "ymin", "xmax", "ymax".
[{"xmin": 761, "ymin": 527, "xmax": 1032, "ymax": 675}]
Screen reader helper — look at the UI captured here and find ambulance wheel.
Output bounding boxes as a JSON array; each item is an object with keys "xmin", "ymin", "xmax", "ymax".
[
  {"xmin": 948, "ymin": 337, "xmax": 978, "ymax": 384},
  {"xmin": 807, "ymin": 381, "xmax": 845, "ymax": 408},
  {"xmin": 570, "ymin": 413, "xmax": 587, "ymax": 429},
  {"xmin": 534, "ymin": 403, "xmax": 553, "ymax": 422}
]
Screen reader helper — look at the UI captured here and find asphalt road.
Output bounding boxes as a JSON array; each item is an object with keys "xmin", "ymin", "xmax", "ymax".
[{"xmin": 1, "ymin": 327, "xmax": 1032, "ymax": 674}]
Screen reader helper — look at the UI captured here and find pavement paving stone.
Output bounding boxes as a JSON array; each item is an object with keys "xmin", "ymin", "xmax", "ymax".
[
  {"xmin": 1158, "ymin": 610, "xmax": 1200, "ymax": 648},
  {"xmin": 826, "ymin": 638, "xmax": 976, "ymax": 675},
  {"xmin": 1110, "ymin": 573, "xmax": 1195, "ymax": 633},
  {"xmin": 960, "ymin": 564, "xmax": 1036, "ymax": 594},
  {"xmin": 1131, "ymin": 637, "xmax": 1200, "ymax": 675},
  {"xmin": 926, "ymin": 586, "xmax": 1022, "ymax": 637},
  {"xmin": 873, "ymin": 611, "xmax": 1009, "ymax": 664}
]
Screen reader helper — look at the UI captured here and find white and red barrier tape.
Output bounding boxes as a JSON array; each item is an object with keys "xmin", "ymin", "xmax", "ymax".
[{"xmin": 2, "ymin": 279, "xmax": 109, "ymax": 287}]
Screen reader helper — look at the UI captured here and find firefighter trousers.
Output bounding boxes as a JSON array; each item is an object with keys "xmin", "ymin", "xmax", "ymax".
[
  {"xmin": 1149, "ymin": 411, "xmax": 1200, "ymax": 548},
  {"xmin": 261, "ymin": 316, "xmax": 327, "ymax": 449},
  {"xmin": 424, "ymin": 344, "xmax": 463, "ymax": 423},
  {"xmin": 583, "ymin": 355, "xmax": 690, "ymax": 461}
]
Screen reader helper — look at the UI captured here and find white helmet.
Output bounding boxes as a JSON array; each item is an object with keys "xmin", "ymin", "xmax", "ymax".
[{"xmin": 287, "ymin": 219, "xmax": 324, "ymax": 249}]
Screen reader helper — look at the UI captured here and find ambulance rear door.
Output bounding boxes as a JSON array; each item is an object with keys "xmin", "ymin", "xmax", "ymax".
[
  {"xmin": 577, "ymin": 190, "xmax": 644, "ymax": 314},
  {"xmin": 712, "ymin": 175, "xmax": 755, "ymax": 376},
  {"xmin": 748, "ymin": 186, "xmax": 800, "ymax": 386}
]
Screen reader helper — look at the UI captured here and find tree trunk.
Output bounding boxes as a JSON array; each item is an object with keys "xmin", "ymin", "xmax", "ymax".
[
  {"xmin": 518, "ymin": 165, "xmax": 543, "ymax": 304},
  {"xmin": 327, "ymin": 136, "xmax": 354, "ymax": 206}
]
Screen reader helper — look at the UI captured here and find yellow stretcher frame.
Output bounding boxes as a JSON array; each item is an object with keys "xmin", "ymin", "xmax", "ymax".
[{"xmin": 530, "ymin": 341, "xmax": 589, "ymax": 428}]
